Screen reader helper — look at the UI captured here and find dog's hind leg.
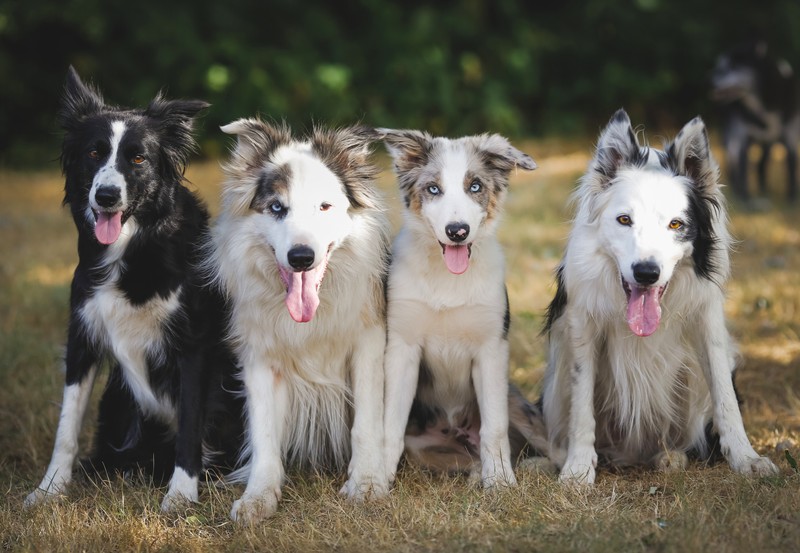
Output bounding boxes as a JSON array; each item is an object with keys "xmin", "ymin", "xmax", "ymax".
[
  {"xmin": 25, "ymin": 321, "xmax": 99, "ymax": 507},
  {"xmin": 782, "ymin": 127, "xmax": 799, "ymax": 202},
  {"xmin": 757, "ymin": 143, "xmax": 772, "ymax": 196},
  {"xmin": 652, "ymin": 450, "xmax": 688, "ymax": 472}
]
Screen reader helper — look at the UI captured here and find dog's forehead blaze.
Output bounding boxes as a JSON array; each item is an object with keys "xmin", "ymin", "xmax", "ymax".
[{"xmin": 609, "ymin": 171, "xmax": 691, "ymax": 222}]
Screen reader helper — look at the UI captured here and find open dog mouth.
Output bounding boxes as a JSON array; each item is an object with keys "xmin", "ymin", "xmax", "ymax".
[
  {"xmin": 276, "ymin": 244, "xmax": 332, "ymax": 323},
  {"xmin": 622, "ymin": 277, "xmax": 668, "ymax": 337},
  {"xmin": 439, "ymin": 242, "xmax": 472, "ymax": 275},
  {"xmin": 92, "ymin": 209, "xmax": 124, "ymax": 245}
]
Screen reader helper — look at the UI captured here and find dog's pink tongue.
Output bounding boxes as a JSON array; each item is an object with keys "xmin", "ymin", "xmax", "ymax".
[
  {"xmin": 283, "ymin": 266, "xmax": 322, "ymax": 323},
  {"xmin": 443, "ymin": 245, "xmax": 469, "ymax": 274},
  {"xmin": 626, "ymin": 285, "xmax": 661, "ymax": 337},
  {"xmin": 95, "ymin": 211, "xmax": 122, "ymax": 245}
]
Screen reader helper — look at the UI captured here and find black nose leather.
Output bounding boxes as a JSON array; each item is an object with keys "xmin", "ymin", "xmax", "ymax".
[
  {"xmin": 633, "ymin": 261, "xmax": 660, "ymax": 285},
  {"xmin": 445, "ymin": 222, "xmax": 470, "ymax": 242},
  {"xmin": 95, "ymin": 186, "xmax": 121, "ymax": 208},
  {"xmin": 288, "ymin": 245, "xmax": 315, "ymax": 271}
]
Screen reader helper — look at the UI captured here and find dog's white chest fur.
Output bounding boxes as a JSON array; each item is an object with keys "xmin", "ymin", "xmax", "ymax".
[
  {"xmin": 79, "ymin": 237, "xmax": 179, "ymax": 424},
  {"xmin": 388, "ymin": 229, "xmax": 507, "ymax": 421}
]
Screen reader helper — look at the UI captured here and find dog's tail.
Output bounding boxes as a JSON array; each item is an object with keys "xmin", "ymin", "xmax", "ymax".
[{"xmin": 508, "ymin": 385, "xmax": 550, "ymax": 457}]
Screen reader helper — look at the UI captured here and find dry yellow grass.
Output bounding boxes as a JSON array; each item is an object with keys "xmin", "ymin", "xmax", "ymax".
[{"xmin": 1, "ymin": 141, "xmax": 799, "ymax": 552}]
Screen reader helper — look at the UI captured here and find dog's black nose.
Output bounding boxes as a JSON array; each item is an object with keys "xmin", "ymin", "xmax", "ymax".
[
  {"xmin": 445, "ymin": 223, "xmax": 470, "ymax": 243},
  {"xmin": 95, "ymin": 186, "xmax": 121, "ymax": 208},
  {"xmin": 632, "ymin": 261, "xmax": 660, "ymax": 285},
  {"xmin": 288, "ymin": 245, "xmax": 315, "ymax": 271}
]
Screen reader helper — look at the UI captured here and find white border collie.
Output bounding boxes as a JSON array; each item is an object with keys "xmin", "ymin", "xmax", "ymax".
[
  {"xmin": 209, "ymin": 118, "xmax": 390, "ymax": 523},
  {"xmin": 25, "ymin": 67, "xmax": 243, "ymax": 510},
  {"xmin": 542, "ymin": 109, "xmax": 779, "ymax": 484},
  {"xmin": 379, "ymin": 129, "xmax": 545, "ymax": 488}
]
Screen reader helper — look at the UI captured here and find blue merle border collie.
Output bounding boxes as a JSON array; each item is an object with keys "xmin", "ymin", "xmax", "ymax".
[
  {"xmin": 24, "ymin": 67, "xmax": 242, "ymax": 511},
  {"xmin": 541, "ymin": 109, "xmax": 779, "ymax": 485}
]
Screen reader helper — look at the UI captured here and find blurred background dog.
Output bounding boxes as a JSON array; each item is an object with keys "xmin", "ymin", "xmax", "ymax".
[{"xmin": 711, "ymin": 41, "xmax": 800, "ymax": 205}]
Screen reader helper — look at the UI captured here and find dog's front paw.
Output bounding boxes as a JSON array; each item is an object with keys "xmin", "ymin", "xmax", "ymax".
[
  {"xmin": 24, "ymin": 487, "xmax": 61, "ymax": 509},
  {"xmin": 230, "ymin": 489, "xmax": 280, "ymax": 524},
  {"xmin": 481, "ymin": 463, "xmax": 517, "ymax": 489},
  {"xmin": 729, "ymin": 454, "xmax": 779, "ymax": 477},
  {"xmin": 161, "ymin": 469, "xmax": 199, "ymax": 512},
  {"xmin": 161, "ymin": 488, "xmax": 197, "ymax": 513},
  {"xmin": 559, "ymin": 450, "xmax": 597, "ymax": 486},
  {"xmin": 340, "ymin": 473, "xmax": 390, "ymax": 501}
]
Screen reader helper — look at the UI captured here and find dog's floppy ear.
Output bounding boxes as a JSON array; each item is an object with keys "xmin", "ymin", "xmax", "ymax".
[
  {"xmin": 221, "ymin": 117, "xmax": 292, "ymax": 169},
  {"xmin": 590, "ymin": 109, "xmax": 640, "ymax": 187},
  {"xmin": 145, "ymin": 94, "xmax": 210, "ymax": 179},
  {"xmin": 475, "ymin": 134, "xmax": 537, "ymax": 176},
  {"xmin": 667, "ymin": 116, "xmax": 719, "ymax": 193},
  {"xmin": 60, "ymin": 66, "xmax": 105, "ymax": 128},
  {"xmin": 377, "ymin": 128, "xmax": 434, "ymax": 173},
  {"xmin": 311, "ymin": 125, "xmax": 381, "ymax": 211}
]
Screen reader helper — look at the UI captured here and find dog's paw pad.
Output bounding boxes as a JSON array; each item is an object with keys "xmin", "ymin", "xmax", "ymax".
[
  {"xmin": 559, "ymin": 464, "xmax": 596, "ymax": 486},
  {"xmin": 734, "ymin": 456, "xmax": 780, "ymax": 477},
  {"xmin": 653, "ymin": 450, "xmax": 688, "ymax": 472},
  {"xmin": 24, "ymin": 488, "xmax": 59, "ymax": 509},
  {"xmin": 340, "ymin": 476, "xmax": 390, "ymax": 501},
  {"xmin": 230, "ymin": 492, "xmax": 279, "ymax": 524}
]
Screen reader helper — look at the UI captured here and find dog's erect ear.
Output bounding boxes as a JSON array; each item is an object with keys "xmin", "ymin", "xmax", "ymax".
[
  {"xmin": 312, "ymin": 125, "xmax": 381, "ymax": 210},
  {"xmin": 377, "ymin": 128, "xmax": 434, "ymax": 173},
  {"xmin": 221, "ymin": 117, "xmax": 292, "ymax": 169},
  {"xmin": 144, "ymin": 94, "xmax": 210, "ymax": 180},
  {"xmin": 476, "ymin": 134, "xmax": 537, "ymax": 176},
  {"xmin": 60, "ymin": 65, "xmax": 105, "ymax": 127},
  {"xmin": 590, "ymin": 109, "xmax": 640, "ymax": 186},
  {"xmin": 667, "ymin": 116, "xmax": 719, "ymax": 192}
]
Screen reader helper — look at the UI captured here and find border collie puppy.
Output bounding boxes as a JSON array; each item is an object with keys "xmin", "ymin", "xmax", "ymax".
[
  {"xmin": 209, "ymin": 118, "xmax": 390, "ymax": 523},
  {"xmin": 542, "ymin": 109, "xmax": 779, "ymax": 484},
  {"xmin": 379, "ymin": 129, "xmax": 545, "ymax": 487},
  {"xmin": 25, "ymin": 67, "xmax": 242, "ymax": 511}
]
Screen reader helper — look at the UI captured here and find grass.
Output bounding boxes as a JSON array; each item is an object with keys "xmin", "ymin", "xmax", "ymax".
[{"xmin": 2, "ymin": 140, "xmax": 800, "ymax": 552}]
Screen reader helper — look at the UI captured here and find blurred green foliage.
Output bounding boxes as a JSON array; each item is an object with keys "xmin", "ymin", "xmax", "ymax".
[{"xmin": 0, "ymin": 0, "xmax": 798, "ymax": 166}]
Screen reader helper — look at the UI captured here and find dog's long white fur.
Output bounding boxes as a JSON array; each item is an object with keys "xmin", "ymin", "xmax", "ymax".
[
  {"xmin": 209, "ymin": 124, "xmax": 390, "ymax": 523},
  {"xmin": 543, "ymin": 112, "xmax": 779, "ymax": 484}
]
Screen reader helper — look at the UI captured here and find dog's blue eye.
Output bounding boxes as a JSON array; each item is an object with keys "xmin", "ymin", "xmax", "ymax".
[
  {"xmin": 469, "ymin": 180, "xmax": 482, "ymax": 193},
  {"xmin": 427, "ymin": 185, "xmax": 440, "ymax": 195},
  {"xmin": 617, "ymin": 215, "xmax": 632, "ymax": 226},
  {"xmin": 269, "ymin": 201, "xmax": 285, "ymax": 214}
]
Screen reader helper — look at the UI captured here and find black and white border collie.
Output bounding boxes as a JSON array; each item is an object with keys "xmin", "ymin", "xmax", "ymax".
[
  {"xmin": 25, "ymin": 67, "xmax": 242, "ymax": 511},
  {"xmin": 542, "ymin": 109, "xmax": 779, "ymax": 484},
  {"xmin": 378, "ymin": 129, "xmax": 546, "ymax": 487},
  {"xmin": 209, "ymin": 118, "xmax": 391, "ymax": 523}
]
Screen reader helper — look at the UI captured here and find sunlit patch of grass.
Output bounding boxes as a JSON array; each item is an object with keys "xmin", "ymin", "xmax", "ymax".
[{"xmin": 2, "ymin": 144, "xmax": 800, "ymax": 551}]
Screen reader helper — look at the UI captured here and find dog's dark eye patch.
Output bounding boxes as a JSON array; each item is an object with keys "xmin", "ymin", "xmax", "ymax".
[{"xmin": 250, "ymin": 164, "xmax": 292, "ymax": 213}]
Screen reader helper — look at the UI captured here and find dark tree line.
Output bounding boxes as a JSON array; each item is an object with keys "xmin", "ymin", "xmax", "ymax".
[{"xmin": 0, "ymin": 0, "xmax": 797, "ymax": 166}]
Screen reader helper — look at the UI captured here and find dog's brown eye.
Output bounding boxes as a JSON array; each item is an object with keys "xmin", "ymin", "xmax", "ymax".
[
  {"xmin": 132, "ymin": 155, "xmax": 145, "ymax": 164},
  {"xmin": 669, "ymin": 219, "xmax": 683, "ymax": 230},
  {"xmin": 320, "ymin": 202, "xmax": 332, "ymax": 212},
  {"xmin": 617, "ymin": 215, "xmax": 632, "ymax": 226},
  {"xmin": 88, "ymin": 150, "xmax": 99, "ymax": 159}
]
